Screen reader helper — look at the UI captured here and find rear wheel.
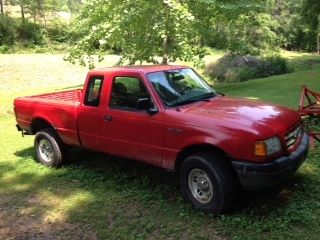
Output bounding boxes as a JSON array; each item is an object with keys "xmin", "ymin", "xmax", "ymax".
[
  {"xmin": 34, "ymin": 128, "xmax": 67, "ymax": 168},
  {"xmin": 180, "ymin": 152, "xmax": 238, "ymax": 214}
]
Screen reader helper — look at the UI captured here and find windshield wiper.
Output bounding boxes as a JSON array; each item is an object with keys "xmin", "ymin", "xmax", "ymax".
[
  {"xmin": 196, "ymin": 91, "xmax": 216, "ymax": 99},
  {"xmin": 170, "ymin": 91, "xmax": 216, "ymax": 107}
]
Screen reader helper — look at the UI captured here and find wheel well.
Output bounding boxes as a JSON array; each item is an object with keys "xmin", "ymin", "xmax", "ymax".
[
  {"xmin": 175, "ymin": 144, "xmax": 229, "ymax": 171},
  {"xmin": 31, "ymin": 118, "xmax": 52, "ymax": 134}
]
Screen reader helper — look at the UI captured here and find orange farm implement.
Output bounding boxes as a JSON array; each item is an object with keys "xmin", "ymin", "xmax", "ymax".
[{"xmin": 298, "ymin": 85, "xmax": 320, "ymax": 147}]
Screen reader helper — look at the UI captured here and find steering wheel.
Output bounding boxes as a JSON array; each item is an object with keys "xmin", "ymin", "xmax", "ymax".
[{"xmin": 180, "ymin": 86, "xmax": 192, "ymax": 94}]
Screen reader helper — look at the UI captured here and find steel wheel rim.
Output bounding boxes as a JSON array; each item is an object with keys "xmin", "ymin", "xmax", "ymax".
[
  {"xmin": 188, "ymin": 168, "xmax": 214, "ymax": 204},
  {"xmin": 39, "ymin": 139, "xmax": 53, "ymax": 162}
]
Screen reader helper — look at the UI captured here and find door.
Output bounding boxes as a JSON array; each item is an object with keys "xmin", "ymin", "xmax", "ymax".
[
  {"xmin": 100, "ymin": 75, "xmax": 164, "ymax": 166},
  {"xmin": 77, "ymin": 75, "xmax": 104, "ymax": 151}
]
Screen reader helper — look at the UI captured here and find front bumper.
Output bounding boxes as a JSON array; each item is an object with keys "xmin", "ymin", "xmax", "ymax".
[{"xmin": 232, "ymin": 133, "xmax": 309, "ymax": 190}]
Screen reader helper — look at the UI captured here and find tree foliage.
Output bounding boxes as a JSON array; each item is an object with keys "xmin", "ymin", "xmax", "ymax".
[
  {"xmin": 0, "ymin": 1, "xmax": 76, "ymax": 47},
  {"xmin": 3, "ymin": 0, "xmax": 320, "ymax": 62},
  {"xmin": 0, "ymin": 15, "xmax": 16, "ymax": 45},
  {"xmin": 67, "ymin": 0, "xmax": 204, "ymax": 67},
  {"xmin": 66, "ymin": 0, "xmax": 265, "ymax": 68},
  {"xmin": 301, "ymin": 0, "xmax": 320, "ymax": 53},
  {"xmin": 268, "ymin": 0, "xmax": 312, "ymax": 51},
  {"xmin": 206, "ymin": 11, "xmax": 279, "ymax": 55},
  {"xmin": 8, "ymin": 0, "xmax": 82, "ymax": 23},
  {"xmin": 301, "ymin": 0, "xmax": 320, "ymax": 30}
]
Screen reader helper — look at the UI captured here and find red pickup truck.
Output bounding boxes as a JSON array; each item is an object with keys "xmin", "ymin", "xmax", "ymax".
[{"xmin": 14, "ymin": 65, "xmax": 309, "ymax": 214}]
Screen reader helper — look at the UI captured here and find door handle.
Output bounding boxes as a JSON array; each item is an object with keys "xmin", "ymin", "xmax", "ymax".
[{"xmin": 103, "ymin": 115, "xmax": 113, "ymax": 122}]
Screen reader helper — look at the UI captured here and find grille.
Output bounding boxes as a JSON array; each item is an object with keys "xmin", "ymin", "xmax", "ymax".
[{"xmin": 285, "ymin": 123, "xmax": 303, "ymax": 149}]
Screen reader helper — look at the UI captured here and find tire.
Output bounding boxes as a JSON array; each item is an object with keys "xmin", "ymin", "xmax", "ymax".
[
  {"xmin": 180, "ymin": 152, "xmax": 238, "ymax": 214},
  {"xmin": 34, "ymin": 128, "xmax": 67, "ymax": 168}
]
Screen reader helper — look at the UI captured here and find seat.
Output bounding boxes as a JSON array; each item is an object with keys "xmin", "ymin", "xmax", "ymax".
[{"xmin": 111, "ymin": 82, "xmax": 129, "ymax": 107}]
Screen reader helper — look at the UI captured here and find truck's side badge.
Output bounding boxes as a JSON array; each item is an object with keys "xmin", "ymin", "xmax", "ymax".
[{"xmin": 168, "ymin": 128, "xmax": 183, "ymax": 134}]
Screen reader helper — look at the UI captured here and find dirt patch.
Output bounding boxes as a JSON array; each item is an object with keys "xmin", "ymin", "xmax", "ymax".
[
  {"xmin": 0, "ymin": 192, "xmax": 97, "ymax": 240},
  {"xmin": 0, "ymin": 210, "xmax": 97, "ymax": 240}
]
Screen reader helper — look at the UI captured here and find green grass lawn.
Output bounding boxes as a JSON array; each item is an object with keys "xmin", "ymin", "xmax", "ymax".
[
  {"xmin": 215, "ymin": 68, "xmax": 320, "ymax": 109},
  {"xmin": 214, "ymin": 51, "xmax": 320, "ymax": 109},
  {"xmin": 1, "ymin": 52, "xmax": 320, "ymax": 239}
]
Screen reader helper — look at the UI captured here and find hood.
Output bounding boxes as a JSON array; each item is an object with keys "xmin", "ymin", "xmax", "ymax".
[{"xmin": 177, "ymin": 96, "xmax": 300, "ymax": 136}]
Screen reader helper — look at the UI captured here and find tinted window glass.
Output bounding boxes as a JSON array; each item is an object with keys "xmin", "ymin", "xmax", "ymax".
[
  {"xmin": 84, "ymin": 76, "xmax": 103, "ymax": 107},
  {"xmin": 148, "ymin": 68, "xmax": 215, "ymax": 107},
  {"xmin": 109, "ymin": 77, "xmax": 150, "ymax": 110}
]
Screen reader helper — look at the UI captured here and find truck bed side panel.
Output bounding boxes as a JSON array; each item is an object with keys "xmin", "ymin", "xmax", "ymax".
[{"xmin": 14, "ymin": 90, "xmax": 82, "ymax": 146}]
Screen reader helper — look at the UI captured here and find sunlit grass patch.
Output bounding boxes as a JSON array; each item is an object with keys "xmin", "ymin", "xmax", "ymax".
[{"xmin": 215, "ymin": 67, "xmax": 320, "ymax": 109}]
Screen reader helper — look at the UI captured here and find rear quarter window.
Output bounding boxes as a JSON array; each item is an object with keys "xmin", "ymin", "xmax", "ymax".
[{"xmin": 84, "ymin": 76, "xmax": 104, "ymax": 107}]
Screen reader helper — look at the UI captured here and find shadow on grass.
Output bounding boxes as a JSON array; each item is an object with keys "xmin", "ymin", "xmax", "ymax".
[
  {"xmin": 13, "ymin": 146, "xmax": 302, "ymax": 210},
  {"xmin": 14, "ymin": 146, "xmax": 34, "ymax": 159},
  {"xmin": 0, "ymin": 162, "xmax": 16, "ymax": 178},
  {"xmin": 8, "ymin": 146, "xmax": 184, "ymax": 239},
  {"xmin": 7, "ymin": 145, "xmax": 316, "ymax": 239},
  {"xmin": 15, "ymin": 147, "xmax": 180, "ymax": 201},
  {"xmin": 14, "ymin": 146, "xmax": 179, "ymax": 193}
]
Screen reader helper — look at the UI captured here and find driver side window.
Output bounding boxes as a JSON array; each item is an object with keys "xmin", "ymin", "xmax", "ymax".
[{"xmin": 109, "ymin": 77, "xmax": 151, "ymax": 111}]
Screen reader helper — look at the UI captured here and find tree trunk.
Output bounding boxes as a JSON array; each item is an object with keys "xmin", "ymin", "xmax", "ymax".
[
  {"xmin": 38, "ymin": 0, "xmax": 48, "ymax": 35},
  {"xmin": 318, "ymin": 16, "xmax": 320, "ymax": 55},
  {"xmin": 0, "ymin": 0, "xmax": 4, "ymax": 15},
  {"xmin": 162, "ymin": 36, "xmax": 168, "ymax": 65},
  {"xmin": 161, "ymin": 1, "xmax": 170, "ymax": 65},
  {"xmin": 20, "ymin": 4, "xmax": 25, "ymax": 22},
  {"xmin": 317, "ymin": 34, "xmax": 320, "ymax": 55}
]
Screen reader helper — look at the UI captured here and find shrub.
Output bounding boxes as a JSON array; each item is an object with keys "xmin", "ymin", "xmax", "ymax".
[
  {"xmin": 206, "ymin": 55, "xmax": 230, "ymax": 81},
  {"xmin": 262, "ymin": 55, "xmax": 288, "ymax": 76},
  {"xmin": 16, "ymin": 22, "xmax": 45, "ymax": 45},
  {"xmin": 0, "ymin": 15, "xmax": 16, "ymax": 45},
  {"xmin": 47, "ymin": 21, "xmax": 71, "ymax": 43},
  {"xmin": 0, "ymin": 45, "xmax": 10, "ymax": 53},
  {"xmin": 235, "ymin": 67, "xmax": 258, "ymax": 82},
  {"xmin": 205, "ymin": 54, "xmax": 288, "ymax": 83}
]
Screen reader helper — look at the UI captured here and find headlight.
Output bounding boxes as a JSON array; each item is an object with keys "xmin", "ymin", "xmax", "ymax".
[{"xmin": 254, "ymin": 136, "xmax": 281, "ymax": 156}]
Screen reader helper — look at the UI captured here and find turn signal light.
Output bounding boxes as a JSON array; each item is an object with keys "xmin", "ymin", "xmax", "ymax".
[{"xmin": 254, "ymin": 141, "xmax": 267, "ymax": 156}]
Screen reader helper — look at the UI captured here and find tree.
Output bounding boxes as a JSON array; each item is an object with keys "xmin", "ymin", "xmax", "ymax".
[
  {"xmin": 20, "ymin": 0, "xmax": 26, "ymax": 22},
  {"xmin": 67, "ymin": 0, "xmax": 205, "ymax": 68},
  {"xmin": 66, "ymin": 0, "xmax": 264, "ymax": 68},
  {"xmin": 204, "ymin": 10, "xmax": 280, "ymax": 55},
  {"xmin": 66, "ymin": 0, "xmax": 83, "ymax": 13},
  {"xmin": 0, "ymin": 0, "xmax": 4, "ymax": 14},
  {"xmin": 9, "ymin": 0, "xmax": 67, "ymax": 24},
  {"xmin": 9, "ymin": 0, "xmax": 31, "ymax": 22},
  {"xmin": 302, "ymin": 0, "xmax": 320, "ymax": 54},
  {"xmin": 266, "ymin": 0, "xmax": 317, "ymax": 52}
]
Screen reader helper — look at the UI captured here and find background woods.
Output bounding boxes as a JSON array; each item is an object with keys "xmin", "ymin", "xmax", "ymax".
[{"xmin": 0, "ymin": 0, "xmax": 320, "ymax": 66}]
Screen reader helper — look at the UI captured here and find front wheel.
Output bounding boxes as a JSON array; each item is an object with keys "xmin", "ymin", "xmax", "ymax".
[
  {"xmin": 180, "ymin": 152, "xmax": 238, "ymax": 214},
  {"xmin": 34, "ymin": 128, "xmax": 67, "ymax": 168}
]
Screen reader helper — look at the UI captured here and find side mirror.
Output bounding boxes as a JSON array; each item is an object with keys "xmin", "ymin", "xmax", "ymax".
[{"xmin": 136, "ymin": 98, "xmax": 158, "ymax": 114}]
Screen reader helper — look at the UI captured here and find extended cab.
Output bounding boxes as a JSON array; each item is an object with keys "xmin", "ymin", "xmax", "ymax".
[{"xmin": 14, "ymin": 65, "xmax": 309, "ymax": 214}]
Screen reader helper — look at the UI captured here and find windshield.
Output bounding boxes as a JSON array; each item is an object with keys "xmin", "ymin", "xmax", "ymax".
[{"xmin": 147, "ymin": 68, "xmax": 216, "ymax": 107}]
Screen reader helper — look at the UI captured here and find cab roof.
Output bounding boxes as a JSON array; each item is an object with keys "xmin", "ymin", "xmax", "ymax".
[{"xmin": 88, "ymin": 65, "xmax": 189, "ymax": 75}]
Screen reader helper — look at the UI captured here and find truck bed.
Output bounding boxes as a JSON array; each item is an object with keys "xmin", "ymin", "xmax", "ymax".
[
  {"xmin": 14, "ymin": 89, "xmax": 83, "ymax": 147},
  {"xmin": 26, "ymin": 89, "xmax": 82, "ymax": 103}
]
